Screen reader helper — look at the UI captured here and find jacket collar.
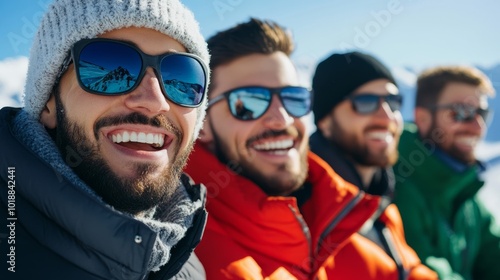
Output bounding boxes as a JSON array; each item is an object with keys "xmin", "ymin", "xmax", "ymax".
[
  {"xmin": 0, "ymin": 107, "xmax": 207, "ymax": 279},
  {"xmin": 309, "ymin": 130, "xmax": 395, "ymax": 199},
  {"xmin": 185, "ymin": 141, "xmax": 380, "ymax": 270},
  {"xmin": 396, "ymin": 123, "xmax": 484, "ymax": 206}
]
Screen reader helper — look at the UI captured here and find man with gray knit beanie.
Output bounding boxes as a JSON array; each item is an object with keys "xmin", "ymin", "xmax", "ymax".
[{"xmin": 0, "ymin": 0, "xmax": 210, "ymax": 279}]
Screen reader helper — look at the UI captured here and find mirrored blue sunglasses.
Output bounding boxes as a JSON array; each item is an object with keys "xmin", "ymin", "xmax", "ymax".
[
  {"xmin": 208, "ymin": 86, "xmax": 312, "ymax": 121},
  {"xmin": 57, "ymin": 38, "xmax": 208, "ymax": 108}
]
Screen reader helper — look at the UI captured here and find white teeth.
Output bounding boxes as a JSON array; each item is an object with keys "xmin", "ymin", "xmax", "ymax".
[
  {"xmin": 253, "ymin": 139, "xmax": 294, "ymax": 151},
  {"xmin": 147, "ymin": 133, "xmax": 154, "ymax": 144},
  {"xmin": 138, "ymin": 132, "xmax": 146, "ymax": 143},
  {"xmin": 122, "ymin": 131, "xmax": 130, "ymax": 142},
  {"xmin": 110, "ymin": 131, "xmax": 165, "ymax": 148},
  {"xmin": 367, "ymin": 131, "xmax": 393, "ymax": 142},
  {"xmin": 130, "ymin": 132, "xmax": 138, "ymax": 142},
  {"xmin": 457, "ymin": 137, "xmax": 477, "ymax": 146}
]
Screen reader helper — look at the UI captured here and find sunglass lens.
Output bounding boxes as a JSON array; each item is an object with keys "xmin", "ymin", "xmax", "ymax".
[
  {"xmin": 281, "ymin": 87, "xmax": 311, "ymax": 117},
  {"xmin": 478, "ymin": 108, "xmax": 491, "ymax": 122},
  {"xmin": 160, "ymin": 55, "xmax": 206, "ymax": 106},
  {"xmin": 77, "ymin": 41, "xmax": 141, "ymax": 94},
  {"xmin": 227, "ymin": 87, "xmax": 270, "ymax": 120},
  {"xmin": 386, "ymin": 95, "xmax": 403, "ymax": 112},
  {"xmin": 457, "ymin": 106, "xmax": 475, "ymax": 121},
  {"xmin": 450, "ymin": 105, "xmax": 491, "ymax": 122},
  {"xmin": 352, "ymin": 95, "xmax": 380, "ymax": 114}
]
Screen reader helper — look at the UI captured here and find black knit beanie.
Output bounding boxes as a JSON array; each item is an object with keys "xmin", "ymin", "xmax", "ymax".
[{"xmin": 312, "ymin": 51, "xmax": 396, "ymax": 124}]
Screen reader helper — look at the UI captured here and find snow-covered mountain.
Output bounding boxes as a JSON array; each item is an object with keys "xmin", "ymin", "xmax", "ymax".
[
  {"xmin": 77, "ymin": 61, "xmax": 204, "ymax": 105},
  {"xmin": 476, "ymin": 142, "xmax": 500, "ymax": 220},
  {"xmin": 1, "ymin": 56, "xmax": 499, "ymax": 220},
  {"xmin": 4, "ymin": 56, "xmax": 500, "ymax": 137},
  {"xmin": 294, "ymin": 57, "xmax": 500, "ymax": 141},
  {"xmin": 89, "ymin": 67, "xmax": 135, "ymax": 93}
]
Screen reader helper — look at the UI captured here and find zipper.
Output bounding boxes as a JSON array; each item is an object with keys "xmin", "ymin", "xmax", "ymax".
[
  {"xmin": 376, "ymin": 220, "xmax": 409, "ymax": 280},
  {"xmin": 288, "ymin": 204, "xmax": 312, "ymax": 259},
  {"xmin": 315, "ymin": 191, "xmax": 365, "ymax": 255}
]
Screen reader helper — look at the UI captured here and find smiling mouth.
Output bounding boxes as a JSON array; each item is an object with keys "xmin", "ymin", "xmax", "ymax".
[
  {"xmin": 109, "ymin": 131, "xmax": 166, "ymax": 151},
  {"xmin": 367, "ymin": 131, "xmax": 394, "ymax": 142},
  {"xmin": 456, "ymin": 136, "xmax": 479, "ymax": 147},
  {"xmin": 252, "ymin": 139, "xmax": 294, "ymax": 155}
]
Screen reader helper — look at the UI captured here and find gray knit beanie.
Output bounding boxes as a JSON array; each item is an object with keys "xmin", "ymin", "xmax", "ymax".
[{"xmin": 23, "ymin": 0, "xmax": 210, "ymax": 139}]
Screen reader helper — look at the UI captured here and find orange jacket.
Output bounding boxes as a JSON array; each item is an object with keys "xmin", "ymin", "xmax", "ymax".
[
  {"xmin": 185, "ymin": 143, "xmax": 437, "ymax": 279},
  {"xmin": 327, "ymin": 203, "xmax": 437, "ymax": 279}
]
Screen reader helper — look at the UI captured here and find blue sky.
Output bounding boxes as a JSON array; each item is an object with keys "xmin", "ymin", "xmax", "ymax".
[
  {"xmin": 1, "ymin": 0, "xmax": 500, "ymax": 69},
  {"xmin": 1, "ymin": 0, "xmax": 500, "ymax": 219}
]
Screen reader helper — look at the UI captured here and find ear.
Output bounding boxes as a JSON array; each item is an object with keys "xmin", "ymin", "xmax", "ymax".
[
  {"xmin": 316, "ymin": 113, "xmax": 333, "ymax": 139},
  {"xmin": 40, "ymin": 94, "xmax": 57, "ymax": 129},
  {"xmin": 198, "ymin": 114, "xmax": 214, "ymax": 144},
  {"xmin": 414, "ymin": 107, "xmax": 431, "ymax": 136}
]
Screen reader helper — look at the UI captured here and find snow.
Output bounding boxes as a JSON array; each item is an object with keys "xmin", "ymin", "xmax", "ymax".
[
  {"xmin": 78, "ymin": 60, "xmax": 113, "ymax": 83},
  {"xmin": 477, "ymin": 142, "xmax": 500, "ymax": 221},
  {"xmin": 0, "ymin": 57, "xmax": 28, "ymax": 108},
  {"xmin": 1, "ymin": 56, "xmax": 499, "ymax": 221}
]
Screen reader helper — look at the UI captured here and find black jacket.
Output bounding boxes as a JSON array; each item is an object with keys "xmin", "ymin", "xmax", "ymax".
[{"xmin": 0, "ymin": 107, "xmax": 207, "ymax": 280}]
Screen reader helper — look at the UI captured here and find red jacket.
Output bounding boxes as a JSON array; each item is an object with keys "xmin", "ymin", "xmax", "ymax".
[{"xmin": 185, "ymin": 143, "xmax": 437, "ymax": 279}]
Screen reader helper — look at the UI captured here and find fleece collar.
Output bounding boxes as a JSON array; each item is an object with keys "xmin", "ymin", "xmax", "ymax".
[{"xmin": 11, "ymin": 108, "xmax": 202, "ymax": 273}]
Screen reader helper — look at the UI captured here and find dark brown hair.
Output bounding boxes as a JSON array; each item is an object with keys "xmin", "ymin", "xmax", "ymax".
[
  {"xmin": 415, "ymin": 65, "xmax": 494, "ymax": 107},
  {"xmin": 207, "ymin": 18, "xmax": 294, "ymax": 91}
]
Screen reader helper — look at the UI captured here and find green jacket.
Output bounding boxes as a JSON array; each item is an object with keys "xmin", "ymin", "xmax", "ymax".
[{"xmin": 394, "ymin": 123, "xmax": 500, "ymax": 280}]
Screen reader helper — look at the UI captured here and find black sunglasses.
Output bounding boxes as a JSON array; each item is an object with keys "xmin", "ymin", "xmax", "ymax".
[
  {"xmin": 428, "ymin": 103, "xmax": 491, "ymax": 123},
  {"xmin": 208, "ymin": 86, "xmax": 312, "ymax": 121},
  {"xmin": 57, "ymin": 38, "xmax": 208, "ymax": 108},
  {"xmin": 346, "ymin": 94, "xmax": 403, "ymax": 115}
]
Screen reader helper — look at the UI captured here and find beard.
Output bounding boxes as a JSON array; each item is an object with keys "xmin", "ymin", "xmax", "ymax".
[
  {"xmin": 326, "ymin": 117, "xmax": 399, "ymax": 167},
  {"xmin": 422, "ymin": 119, "xmax": 476, "ymax": 165},
  {"xmin": 53, "ymin": 94, "xmax": 193, "ymax": 215},
  {"xmin": 210, "ymin": 124, "xmax": 308, "ymax": 196}
]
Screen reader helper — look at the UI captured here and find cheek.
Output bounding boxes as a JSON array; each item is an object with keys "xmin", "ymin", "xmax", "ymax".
[
  {"xmin": 59, "ymin": 85, "xmax": 127, "ymax": 143},
  {"xmin": 179, "ymin": 109, "xmax": 199, "ymax": 145},
  {"xmin": 226, "ymin": 122, "xmax": 251, "ymax": 148},
  {"xmin": 59, "ymin": 70, "xmax": 94, "ymax": 116},
  {"xmin": 333, "ymin": 106, "xmax": 366, "ymax": 133},
  {"xmin": 430, "ymin": 120, "xmax": 457, "ymax": 146},
  {"xmin": 394, "ymin": 113, "xmax": 404, "ymax": 134},
  {"xmin": 343, "ymin": 118, "xmax": 367, "ymax": 137},
  {"xmin": 59, "ymin": 89, "xmax": 100, "ymax": 135},
  {"xmin": 295, "ymin": 117, "xmax": 309, "ymax": 141},
  {"xmin": 214, "ymin": 118, "xmax": 253, "ymax": 153}
]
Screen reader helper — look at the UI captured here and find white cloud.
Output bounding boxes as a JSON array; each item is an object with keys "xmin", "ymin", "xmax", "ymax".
[
  {"xmin": 0, "ymin": 56, "xmax": 28, "ymax": 108},
  {"xmin": 391, "ymin": 66, "xmax": 417, "ymax": 87}
]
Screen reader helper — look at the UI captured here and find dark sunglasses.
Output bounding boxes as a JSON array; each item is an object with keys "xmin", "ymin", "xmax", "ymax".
[
  {"xmin": 57, "ymin": 38, "xmax": 208, "ymax": 107},
  {"xmin": 347, "ymin": 94, "xmax": 403, "ymax": 115},
  {"xmin": 429, "ymin": 103, "xmax": 491, "ymax": 123},
  {"xmin": 208, "ymin": 86, "xmax": 312, "ymax": 121}
]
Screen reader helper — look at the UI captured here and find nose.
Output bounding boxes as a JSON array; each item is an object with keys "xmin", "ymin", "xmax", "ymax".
[
  {"xmin": 261, "ymin": 95, "xmax": 294, "ymax": 129},
  {"xmin": 373, "ymin": 100, "xmax": 395, "ymax": 121},
  {"xmin": 123, "ymin": 68, "xmax": 170, "ymax": 115},
  {"xmin": 465, "ymin": 113, "xmax": 486, "ymax": 133}
]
